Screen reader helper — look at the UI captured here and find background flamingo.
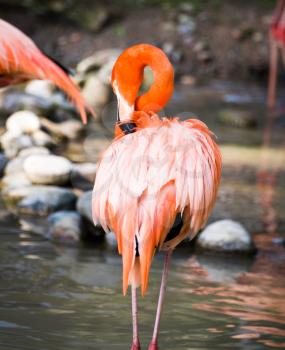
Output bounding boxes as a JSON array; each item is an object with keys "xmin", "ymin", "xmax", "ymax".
[
  {"xmin": 0, "ymin": 19, "xmax": 89, "ymax": 123},
  {"xmin": 92, "ymin": 44, "xmax": 222, "ymax": 350},
  {"xmin": 268, "ymin": 0, "xmax": 285, "ymax": 108}
]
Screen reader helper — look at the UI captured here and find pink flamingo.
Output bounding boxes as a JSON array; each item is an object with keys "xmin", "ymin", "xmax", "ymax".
[{"xmin": 92, "ymin": 44, "xmax": 222, "ymax": 349}]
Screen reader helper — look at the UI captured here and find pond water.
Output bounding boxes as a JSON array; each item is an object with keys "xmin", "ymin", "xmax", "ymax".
[
  {"xmin": 1, "ymin": 80, "xmax": 285, "ymax": 350},
  {"xmin": 0, "ymin": 226, "xmax": 285, "ymax": 350}
]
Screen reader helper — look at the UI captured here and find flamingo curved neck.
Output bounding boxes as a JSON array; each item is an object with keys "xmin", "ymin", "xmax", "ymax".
[{"xmin": 112, "ymin": 44, "xmax": 174, "ymax": 121}]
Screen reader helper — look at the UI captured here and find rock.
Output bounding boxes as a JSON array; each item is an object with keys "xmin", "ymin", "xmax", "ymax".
[
  {"xmin": 47, "ymin": 211, "xmax": 82, "ymax": 244},
  {"xmin": 2, "ymin": 172, "xmax": 32, "ymax": 190},
  {"xmin": 18, "ymin": 147, "xmax": 50, "ymax": 158},
  {"xmin": 31, "ymin": 130, "xmax": 54, "ymax": 147},
  {"xmin": 0, "ymin": 153, "xmax": 8, "ymax": 177},
  {"xmin": 218, "ymin": 109, "xmax": 257, "ymax": 128},
  {"xmin": 81, "ymin": 74, "xmax": 110, "ymax": 110},
  {"xmin": 17, "ymin": 186, "xmax": 77, "ymax": 216},
  {"xmin": 6, "ymin": 110, "xmax": 41, "ymax": 134},
  {"xmin": 40, "ymin": 118, "xmax": 84, "ymax": 140},
  {"xmin": 0, "ymin": 91, "xmax": 77, "ymax": 121},
  {"xmin": 1, "ymin": 131, "xmax": 33, "ymax": 158},
  {"xmin": 71, "ymin": 163, "xmax": 97, "ymax": 190},
  {"xmin": 77, "ymin": 49, "xmax": 122, "ymax": 74},
  {"xmin": 0, "ymin": 91, "xmax": 54, "ymax": 115},
  {"xmin": 196, "ymin": 220, "xmax": 256, "ymax": 253},
  {"xmin": 77, "ymin": 190, "xmax": 93, "ymax": 223},
  {"xmin": 76, "ymin": 190, "xmax": 105, "ymax": 240},
  {"xmin": 23, "ymin": 155, "xmax": 72, "ymax": 185},
  {"xmin": 105, "ymin": 231, "xmax": 118, "ymax": 249},
  {"xmin": 4, "ymin": 147, "xmax": 50, "ymax": 175},
  {"xmin": 25, "ymin": 80, "xmax": 56, "ymax": 99}
]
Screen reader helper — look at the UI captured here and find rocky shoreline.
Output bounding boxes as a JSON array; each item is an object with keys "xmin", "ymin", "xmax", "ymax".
[{"xmin": 0, "ymin": 48, "xmax": 257, "ymax": 254}]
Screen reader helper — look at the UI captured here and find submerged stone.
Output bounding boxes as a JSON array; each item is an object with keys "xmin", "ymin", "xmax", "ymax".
[
  {"xmin": 47, "ymin": 211, "xmax": 82, "ymax": 244},
  {"xmin": 17, "ymin": 186, "xmax": 77, "ymax": 216}
]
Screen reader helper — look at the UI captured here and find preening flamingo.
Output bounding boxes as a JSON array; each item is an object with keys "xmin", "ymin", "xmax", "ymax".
[
  {"xmin": 92, "ymin": 44, "xmax": 222, "ymax": 350},
  {"xmin": 0, "ymin": 19, "xmax": 89, "ymax": 123},
  {"xmin": 268, "ymin": 0, "xmax": 285, "ymax": 108}
]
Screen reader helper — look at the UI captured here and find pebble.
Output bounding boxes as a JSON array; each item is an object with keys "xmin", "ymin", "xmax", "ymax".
[
  {"xmin": 81, "ymin": 74, "xmax": 110, "ymax": 110},
  {"xmin": 47, "ymin": 211, "xmax": 82, "ymax": 244},
  {"xmin": 70, "ymin": 163, "xmax": 97, "ymax": 190},
  {"xmin": 17, "ymin": 186, "xmax": 77, "ymax": 216},
  {"xmin": 2, "ymin": 172, "xmax": 32, "ymax": 190},
  {"xmin": 1, "ymin": 131, "xmax": 33, "ymax": 158},
  {"xmin": 4, "ymin": 147, "xmax": 50, "ymax": 175},
  {"xmin": 0, "ymin": 153, "xmax": 8, "ymax": 177},
  {"xmin": 31, "ymin": 130, "xmax": 54, "ymax": 147},
  {"xmin": 25, "ymin": 80, "xmax": 56, "ymax": 99},
  {"xmin": 40, "ymin": 118, "xmax": 84, "ymax": 140},
  {"xmin": 6, "ymin": 110, "xmax": 41, "ymax": 134},
  {"xmin": 77, "ymin": 49, "xmax": 121, "ymax": 74},
  {"xmin": 76, "ymin": 190, "xmax": 93, "ymax": 223},
  {"xmin": 76, "ymin": 190, "xmax": 105, "ymax": 240},
  {"xmin": 196, "ymin": 220, "xmax": 256, "ymax": 253},
  {"xmin": 23, "ymin": 155, "xmax": 72, "ymax": 185}
]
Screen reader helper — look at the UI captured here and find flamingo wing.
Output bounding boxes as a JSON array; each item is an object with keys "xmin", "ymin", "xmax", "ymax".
[
  {"xmin": 0, "ymin": 19, "xmax": 90, "ymax": 123},
  {"xmin": 92, "ymin": 118, "xmax": 221, "ymax": 295}
]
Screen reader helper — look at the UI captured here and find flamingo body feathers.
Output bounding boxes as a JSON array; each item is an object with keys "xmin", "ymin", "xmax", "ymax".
[{"xmin": 93, "ymin": 112, "xmax": 221, "ymax": 295}]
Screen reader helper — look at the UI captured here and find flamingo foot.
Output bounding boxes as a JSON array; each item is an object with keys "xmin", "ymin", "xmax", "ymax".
[{"xmin": 147, "ymin": 341, "xmax": 158, "ymax": 350}]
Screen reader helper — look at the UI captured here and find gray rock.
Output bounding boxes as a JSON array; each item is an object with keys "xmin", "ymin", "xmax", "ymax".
[
  {"xmin": 76, "ymin": 190, "xmax": 105, "ymax": 240},
  {"xmin": 0, "ymin": 90, "xmax": 77, "ymax": 121},
  {"xmin": 18, "ymin": 147, "xmax": 50, "ymax": 158},
  {"xmin": 197, "ymin": 220, "xmax": 256, "ymax": 253},
  {"xmin": 77, "ymin": 49, "xmax": 121, "ymax": 74},
  {"xmin": 31, "ymin": 130, "xmax": 54, "ymax": 147},
  {"xmin": 2, "ymin": 172, "xmax": 32, "ymax": 190},
  {"xmin": 105, "ymin": 231, "xmax": 118, "ymax": 249},
  {"xmin": 23, "ymin": 155, "xmax": 72, "ymax": 185},
  {"xmin": 1, "ymin": 131, "xmax": 34, "ymax": 158},
  {"xmin": 77, "ymin": 190, "xmax": 93, "ymax": 223},
  {"xmin": 71, "ymin": 163, "xmax": 97, "ymax": 190},
  {"xmin": 47, "ymin": 211, "xmax": 82, "ymax": 244},
  {"xmin": 40, "ymin": 118, "xmax": 84, "ymax": 140},
  {"xmin": 6, "ymin": 110, "xmax": 41, "ymax": 134},
  {"xmin": 0, "ymin": 91, "xmax": 54, "ymax": 115},
  {"xmin": 17, "ymin": 186, "xmax": 77, "ymax": 216},
  {"xmin": 4, "ymin": 148, "xmax": 50, "ymax": 175},
  {"xmin": 97, "ymin": 61, "xmax": 117, "ymax": 85},
  {"xmin": 25, "ymin": 80, "xmax": 56, "ymax": 99},
  {"xmin": 0, "ymin": 153, "xmax": 8, "ymax": 177},
  {"xmin": 81, "ymin": 74, "xmax": 110, "ymax": 110}
]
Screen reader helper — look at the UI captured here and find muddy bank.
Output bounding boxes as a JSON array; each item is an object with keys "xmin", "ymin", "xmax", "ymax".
[{"xmin": 0, "ymin": 0, "xmax": 276, "ymax": 82}]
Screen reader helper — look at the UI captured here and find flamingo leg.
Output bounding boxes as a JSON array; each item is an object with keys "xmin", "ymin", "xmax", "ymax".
[
  {"xmin": 131, "ymin": 284, "xmax": 141, "ymax": 350},
  {"xmin": 148, "ymin": 250, "xmax": 173, "ymax": 350},
  {"xmin": 267, "ymin": 35, "xmax": 279, "ymax": 109}
]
